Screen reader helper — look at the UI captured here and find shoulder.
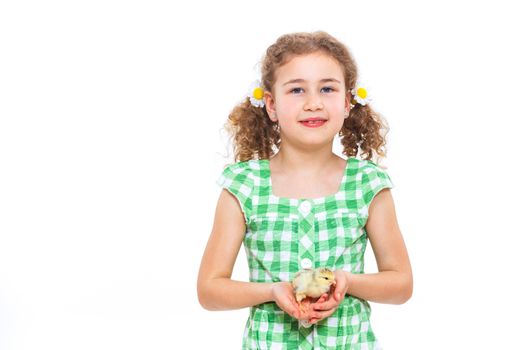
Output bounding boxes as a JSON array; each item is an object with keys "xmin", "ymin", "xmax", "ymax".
[
  {"xmin": 217, "ymin": 159, "xmax": 266, "ymax": 192},
  {"xmin": 348, "ymin": 158, "xmax": 394, "ymax": 191},
  {"xmin": 220, "ymin": 159, "xmax": 264, "ymax": 182},
  {"xmin": 358, "ymin": 159, "xmax": 394, "ymax": 200},
  {"xmin": 353, "ymin": 158, "xmax": 388, "ymax": 173},
  {"xmin": 222, "ymin": 159, "xmax": 262, "ymax": 174},
  {"xmin": 347, "ymin": 157, "xmax": 390, "ymax": 178},
  {"xmin": 216, "ymin": 161, "xmax": 265, "ymax": 224}
]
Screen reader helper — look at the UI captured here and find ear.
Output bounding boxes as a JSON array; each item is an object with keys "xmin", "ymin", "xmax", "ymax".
[
  {"xmin": 344, "ymin": 90, "xmax": 352, "ymax": 115},
  {"xmin": 264, "ymin": 91, "xmax": 278, "ymax": 122}
]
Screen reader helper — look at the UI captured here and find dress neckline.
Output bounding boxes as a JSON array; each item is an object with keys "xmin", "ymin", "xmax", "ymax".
[{"xmin": 261, "ymin": 158, "xmax": 351, "ymax": 202}]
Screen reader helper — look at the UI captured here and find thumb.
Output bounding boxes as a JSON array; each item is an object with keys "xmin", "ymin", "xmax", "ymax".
[{"xmin": 333, "ymin": 282, "xmax": 346, "ymax": 301}]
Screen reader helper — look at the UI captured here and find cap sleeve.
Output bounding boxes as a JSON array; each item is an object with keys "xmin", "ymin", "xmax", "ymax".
[
  {"xmin": 215, "ymin": 162, "xmax": 253, "ymax": 225},
  {"xmin": 359, "ymin": 160, "xmax": 395, "ymax": 222}
]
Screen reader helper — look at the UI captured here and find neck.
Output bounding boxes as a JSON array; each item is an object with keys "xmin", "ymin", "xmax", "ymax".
[{"xmin": 270, "ymin": 142, "xmax": 339, "ymax": 176}]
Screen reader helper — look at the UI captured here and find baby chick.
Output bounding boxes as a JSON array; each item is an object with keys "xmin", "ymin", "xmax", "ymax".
[{"xmin": 292, "ymin": 267, "xmax": 335, "ymax": 304}]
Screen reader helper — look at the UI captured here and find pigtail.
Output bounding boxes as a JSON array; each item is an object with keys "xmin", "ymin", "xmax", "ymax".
[
  {"xmin": 225, "ymin": 99, "xmax": 281, "ymax": 162},
  {"xmin": 339, "ymin": 103, "xmax": 389, "ymax": 164}
]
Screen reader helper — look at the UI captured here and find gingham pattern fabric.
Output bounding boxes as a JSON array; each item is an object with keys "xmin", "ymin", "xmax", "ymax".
[{"xmin": 216, "ymin": 157, "xmax": 394, "ymax": 350}]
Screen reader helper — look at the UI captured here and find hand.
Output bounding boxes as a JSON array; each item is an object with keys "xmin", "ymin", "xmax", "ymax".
[
  {"xmin": 295, "ymin": 296, "xmax": 323, "ymax": 321},
  {"xmin": 308, "ymin": 270, "xmax": 350, "ymax": 324},
  {"xmin": 270, "ymin": 282, "xmax": 302, "ymax": 319}
]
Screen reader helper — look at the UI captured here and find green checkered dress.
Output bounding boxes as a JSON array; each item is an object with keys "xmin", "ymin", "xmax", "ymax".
[{"xmin": 216, "ymin": 157, "xmax": 394, "ymax": 350}]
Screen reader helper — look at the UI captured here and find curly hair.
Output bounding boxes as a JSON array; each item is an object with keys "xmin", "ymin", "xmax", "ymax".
[{"xmin": 224, "ymin": 31, "xmax": 389, "ymax": 164}]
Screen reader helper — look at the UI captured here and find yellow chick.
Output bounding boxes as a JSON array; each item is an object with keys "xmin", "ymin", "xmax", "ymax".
[{"xmin": 292, "ymin": 267, "xmax": 335, "ymax": 304}]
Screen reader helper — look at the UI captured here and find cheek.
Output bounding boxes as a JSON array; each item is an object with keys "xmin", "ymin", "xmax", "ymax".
[
  {"xmin": 275, "ymin": 99, "xmax": 298, "ymax": 116},
  {"xmin": 328, "ymin": 101, "xmax": 347, "ymax": 116}
]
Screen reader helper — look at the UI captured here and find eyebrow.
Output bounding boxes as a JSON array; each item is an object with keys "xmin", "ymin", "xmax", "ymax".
[{"xmin": 282, "ymin": 78, "xmax": 341, "ymax": 86}]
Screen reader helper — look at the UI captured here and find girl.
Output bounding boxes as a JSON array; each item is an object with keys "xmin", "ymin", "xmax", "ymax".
[{"xmin": 197, "ymin": 31, "xmax": 412, "ymax": 349}]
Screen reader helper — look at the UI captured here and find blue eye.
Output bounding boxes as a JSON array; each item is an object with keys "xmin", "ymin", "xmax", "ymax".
[{"xmin": 290, "ymin": 87, "xmax": 334, "ymax": 94}]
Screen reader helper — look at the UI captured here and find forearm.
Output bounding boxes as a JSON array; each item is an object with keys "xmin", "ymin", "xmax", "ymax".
[
  {"xmin": 198, "ymin": 278, "xmax": 274, "ymax": 311},
  {"xmin": 345, "ymin": 270, "xmax": 413, "ymax": 304}
]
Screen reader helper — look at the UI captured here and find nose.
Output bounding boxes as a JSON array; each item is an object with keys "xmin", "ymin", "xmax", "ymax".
[{"xmin": 303, "ymin": 92, "xmax": 323, "ymax": 111}]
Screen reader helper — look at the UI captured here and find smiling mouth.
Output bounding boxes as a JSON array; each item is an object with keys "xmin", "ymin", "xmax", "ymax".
[{"xmin": 299, "ymin": 119, "xmax": 327, "ymax": 127}]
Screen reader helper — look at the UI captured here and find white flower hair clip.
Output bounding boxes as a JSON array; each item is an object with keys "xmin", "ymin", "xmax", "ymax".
[
  {"xmin": 247, "ymin": 80, "xmax": 265, "ymax": 108},
  {"xmin": 350, "ymin": 83, "xmax": 372, "ymax": 106}
]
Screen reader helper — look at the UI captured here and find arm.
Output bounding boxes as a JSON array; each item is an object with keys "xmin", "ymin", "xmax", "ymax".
[
  {"xmin": 197, "ymin": 189, "xmax": 272, "ymax": 310},
  {"xmin": 344, "ymin": 188, "xmax": 413, "ymax": 304},
  {"xmin": 310, "ymin": 188, "xmax": 413, "ymax": 323},
  {"xmin": 197, "ymin": 189, "xmax": 301, "ymax": 317}
]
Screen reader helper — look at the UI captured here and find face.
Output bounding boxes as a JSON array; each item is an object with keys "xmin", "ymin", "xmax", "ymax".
[
  {"xmin": 264, "ymin": 52, "xmax": 351, "ymax": 148},
  {"xmin": 315, "ymin": 269, "xmax": 335, "ymax": 287}
]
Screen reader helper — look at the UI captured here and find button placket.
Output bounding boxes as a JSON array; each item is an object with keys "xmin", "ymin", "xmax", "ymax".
[{"xmin": 297, "ymin": 200, "xmax": 315, "ymax": 272}]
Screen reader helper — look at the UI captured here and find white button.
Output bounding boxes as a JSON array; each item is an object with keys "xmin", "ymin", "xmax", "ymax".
[
  {"xmin": 301, "ymin": 258, "xmax": 312, "ymax": 269},
  {"xmin": 299, "ymin": 201, "xmax": 312, "ymax": 215}
]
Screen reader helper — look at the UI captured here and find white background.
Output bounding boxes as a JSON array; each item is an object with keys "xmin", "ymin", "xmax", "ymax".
[{"xmin": 1, "ymin": 0, "xmax": 524, "ymax": 349}]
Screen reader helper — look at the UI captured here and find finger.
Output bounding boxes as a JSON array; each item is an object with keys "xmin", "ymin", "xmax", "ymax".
[
  {"xmin": 300, "ymin": 303, "xmax": 319, "ymax": 320},
  {"xmin": 304, "ymin": 308, "xmax": 322, "ymax": 319},
  {"xmin": 315, "ymin": 293, "xmax": 329, "ymax": 304},
  {"xmin": 298, "ymin": 299, "xmax": 318, "ymax": 320},
  {"xmin": 333, "ymin": 283, "xmax": 346, "ymax": 302},
  {"xmin": 333, "ymin": 273, "xmax": 349, "ymax": 301},
  {"xmin": 309, "ymin": 318, "xmax": 320, "ymax": 324},
  {"xmin": 309, "ymin": 306, "xmax": 337, "ymax": 324},
  {"xmin": 295, "ymin": 303, "xmax": 308, "ymax": 319},
  {"xmin": 312, "ymin": 308, "xmax": 337, "ymax": 322},
  {"xmin": 315, "ymin": 294, "xmax": 328, "ymax": 305},
  {"xmin": 282, "ymin": 298, "xmax": 301, "ymax": 319},
  {"xmin": 313, "ymin": 296, "xmax": 338, "ymax": 311},
  {"xmin": 313, "ymin": 302, "xmax": 336, "ymax": 312}
]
